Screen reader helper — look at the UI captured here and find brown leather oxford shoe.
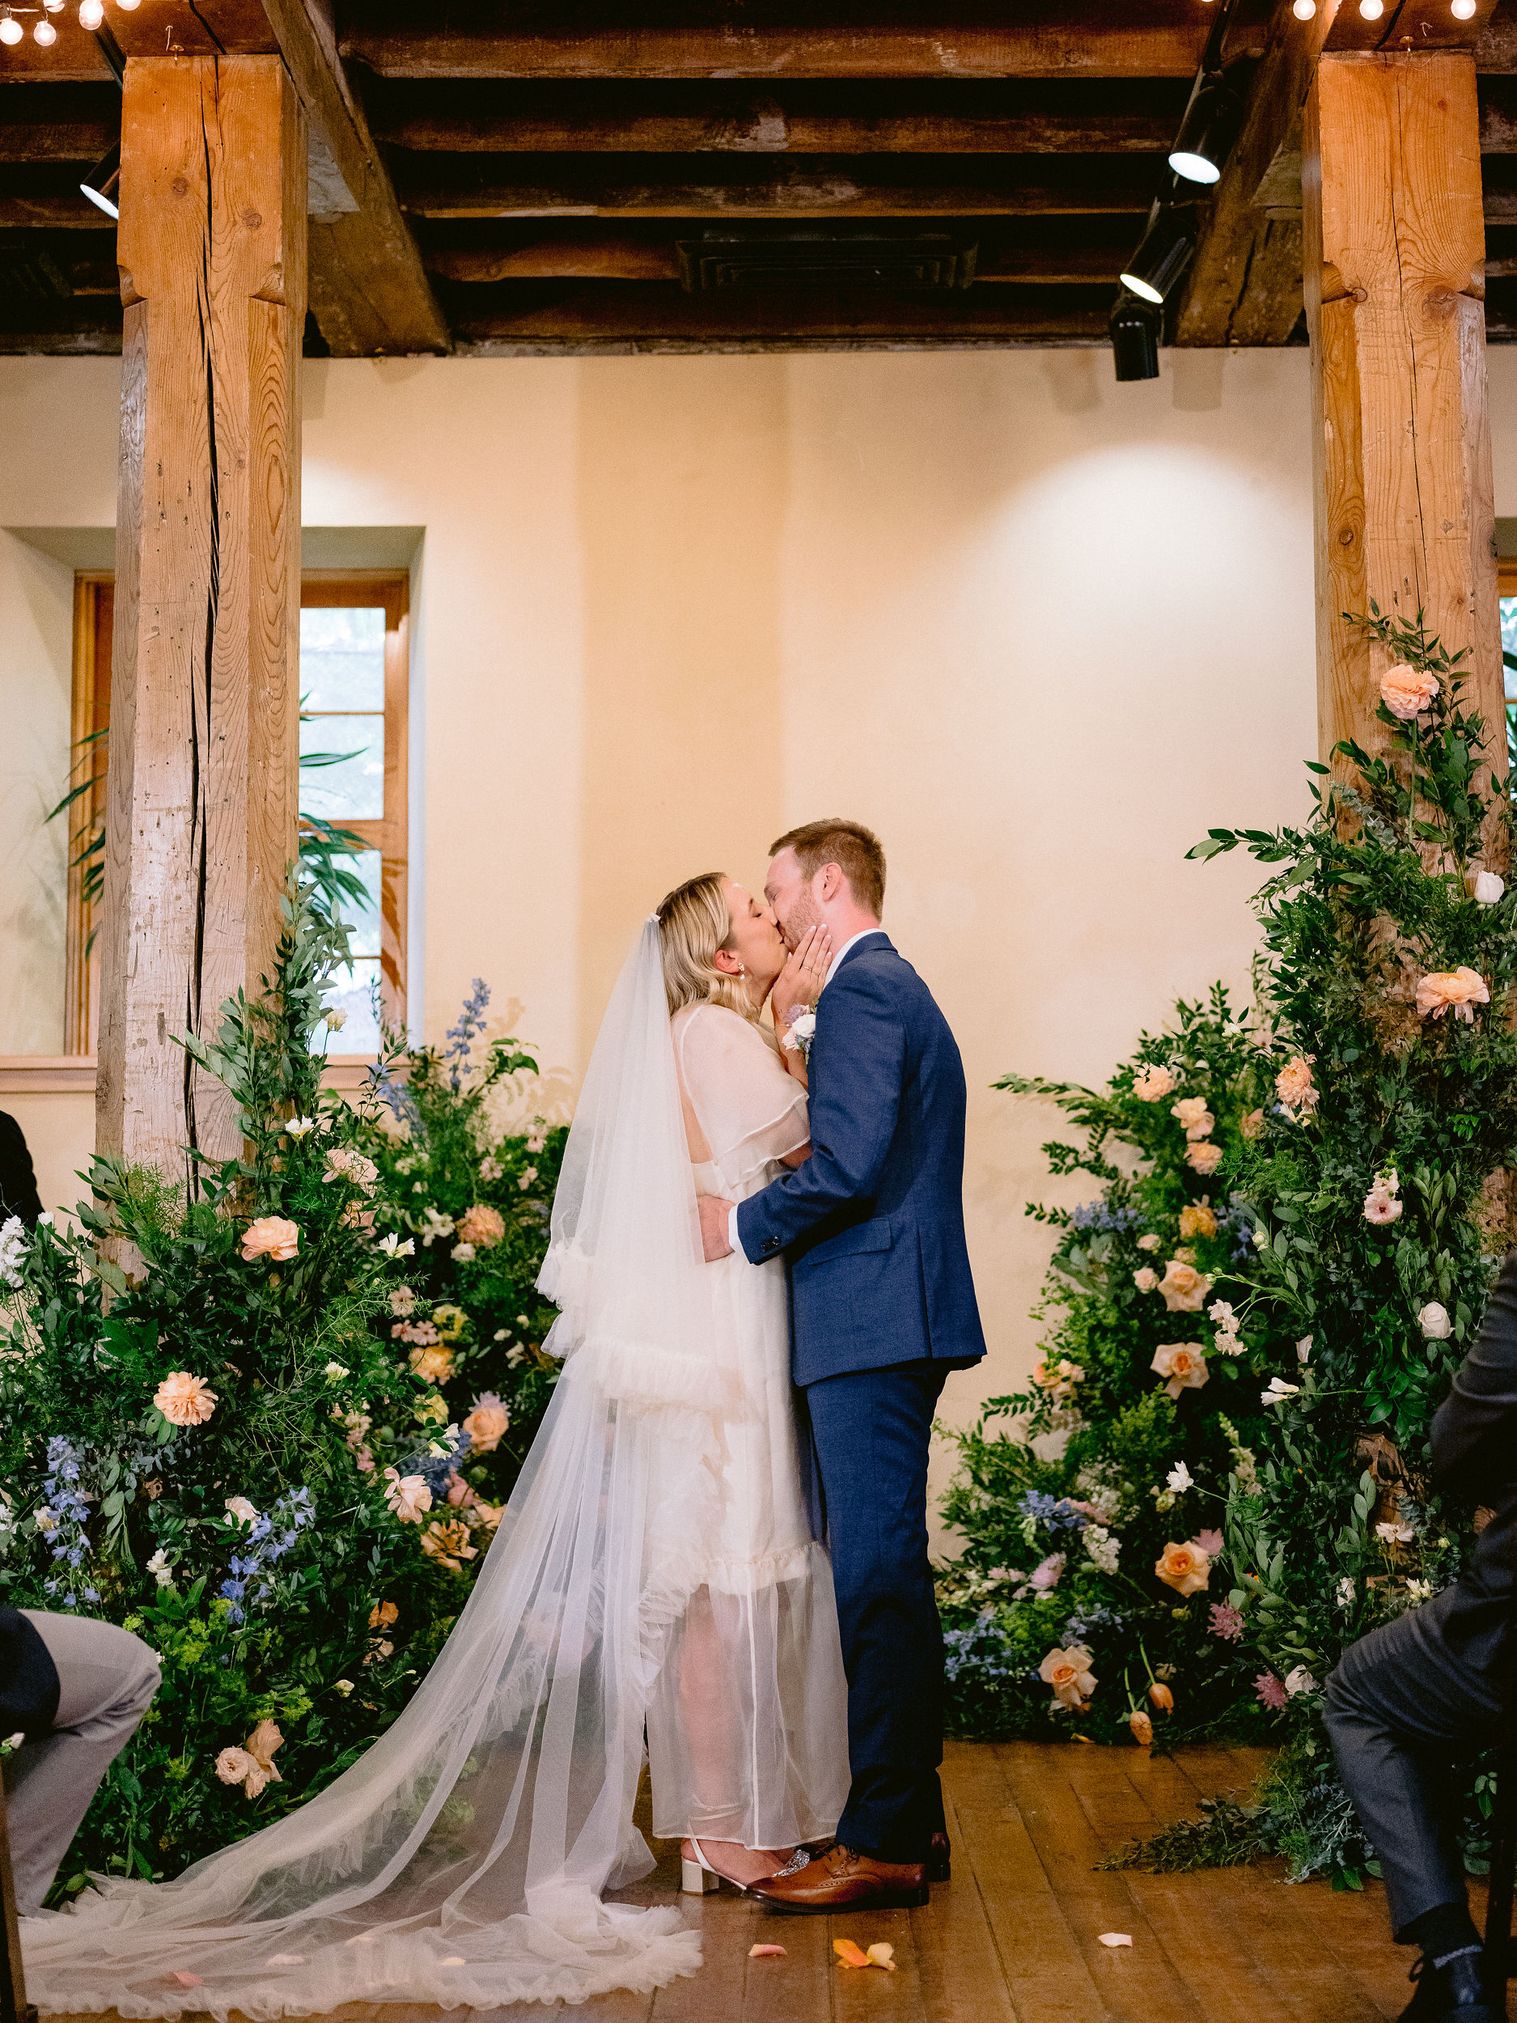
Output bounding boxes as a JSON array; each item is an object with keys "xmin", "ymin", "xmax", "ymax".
[{"xmin": 748, "ymin": 1841, "xmax": 929, "ymax": 1914}]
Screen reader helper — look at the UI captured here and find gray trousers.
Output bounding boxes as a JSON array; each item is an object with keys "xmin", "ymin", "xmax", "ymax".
[
  {"xmin": 1324, "ymin": 1588, "xmax": 1503, "ymax": 1938},
  {"xmin": 7, "ymin": 1610, "xmax": 160, "ymax": 1914}
]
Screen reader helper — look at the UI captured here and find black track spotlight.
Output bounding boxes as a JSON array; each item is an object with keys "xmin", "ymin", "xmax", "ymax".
[
  {"xmin": 1169, "ymin": 69, "xmax": 1244, "ymax": 186},
  {"xmin": 1119, "ymin": 203, "xmax": 1195, "ymax": 307},
  {"xmin": 80, "ymin": 142, "xmax": 120, "ymax": 220},
  {"xmin": 1110, "ymin": 292, "xmax": 1161, "ymax": 383}
]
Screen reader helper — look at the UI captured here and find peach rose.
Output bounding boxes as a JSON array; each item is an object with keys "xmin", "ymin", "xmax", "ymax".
[
  {"xmin": 241, "ymin": 1216, "xmax": 300, "ymax": 1263},
  {"xmin": 1380, "ymin": 661, "xmax": 1440, "ymax": 721},
  {"xmin": 1151, "ymin": 1342, "xmax": 1210, "ymax": 1399},
  {"xmin": 1275, "ymin": 1055, "xmax": 1318, "ymax": 1113},
  {"xmin": 1155, "ymin": 1540, "xmax": 1211, "ymax": 1598},
  {"xmin": 463, "ymin": 1397, "xmax": 511, "ymax": 1454},
  {"xmin": 455, "ymin": 1204, "xmax": 506, "ymax": 1249},
  {"xmin": 1187, "ymin": 1141, "xmax": 1224, "ymax": 1176},
  {"xmin": 1158, "ymin": 1259, "xmax": 1212, "ymax": 1312},
  {"xmin": 1171, "ymin": 1098, "xmax": 1215, "ymax": 1141},
  {"xmin": 408, "ymin": 1344, "xmax": 455, "ymax": 1386},
  {"xmin": 1129, "ymin": 1709, "xmax": 1154, "ymax": 1747},
  {"xmin": 1132, "ymin": 1064, "xmax": 1176, "ymax": 1103},
  {"xmin": 1179, "ymin": 1203, "xmax": 1218, "ymax": 1242},
  {"xmin": 1133, "ymin": 1267, "xmax": 1160, "ymax": 1294},
  {"xmin": 1038, "ymin": 1644, "xmax": 1097, "ymax": 1711},
  {"xmin": 1415, "ymin": 966, "xmax": 1490, "ymax": 1024},
  {"xmin": 153, "ymin": 1371, "xmax": 219, "ymax": 1427}
]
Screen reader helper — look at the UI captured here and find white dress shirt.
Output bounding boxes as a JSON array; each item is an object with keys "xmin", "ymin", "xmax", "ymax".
[{"xmin": 726, "ymin": 926, "xmax": 887, "ymax": 1253}]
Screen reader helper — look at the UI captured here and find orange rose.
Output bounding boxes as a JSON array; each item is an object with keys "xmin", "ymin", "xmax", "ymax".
[
  {"xmin": 1178, "ymin": 1203, "xmax": 1217, "ymax": 1242},
  {"xmin": 408, "ymin": 1344, "xmax": 455, "ymax": 1386},
  {"xmin": 1158, "ymin": 1260, "xmax": 1212, "ymax": 1312},
  {"xmin": 1151, "ymin": 1342, "xmax": 1209, "ymax": 1399},
  {"xmin": 241, "ymin": 1216, "xmax": 300, "ymax": 1263},
  {"xmin": 1155, "ymin": 1540, "xmax": 1212, "ymax": 1598},
  {"xmin": 1038, "ymin": 1644, "xmax": 1097, "ymax": 1711},
  {"xmin": 153, "ymin": 1371, "xmax": 219, "ymax": 1427},
  {"xmin": 463, "ymin": 1398, "xmax": 510, "ymax": 1455}
]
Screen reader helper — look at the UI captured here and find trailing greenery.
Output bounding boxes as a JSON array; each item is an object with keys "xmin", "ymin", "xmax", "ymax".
[{"xmin": 0, "ymin": 908, "xmax": 559, "ymax": 1898}]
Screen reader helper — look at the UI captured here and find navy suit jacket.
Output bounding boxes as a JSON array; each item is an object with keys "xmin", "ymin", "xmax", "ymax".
[
  {"xmin": 1428, "ymin": 1251, "xmax": 1517, "ymax": 1674},
  {"xmin": 736, "ymin": 932, "xmax": 987, "ymax": 1388}
]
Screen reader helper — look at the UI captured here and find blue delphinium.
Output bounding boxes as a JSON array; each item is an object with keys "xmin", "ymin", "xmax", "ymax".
[
  {"xmin": 1070, "ymin": 1202, "xmax": 1143, "ymax": 1236},
  {"xmin": 38, "ymin": 1437, "xmax": 93, "ymax": 1606},
  {"xmin": 217, "ymin": 1488, "xmax": 317, "ymax": 1626},
  {"xmin": 1018, "ymin": 1490, "xmax": 1089, "ymax": 1539},
  {"xmin": 443, "ymin": 978, "xmax": 491, "ymax": 1089}
]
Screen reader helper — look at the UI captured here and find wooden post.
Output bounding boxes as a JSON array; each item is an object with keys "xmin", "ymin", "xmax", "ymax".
[
  {"xmin": 98, "ymin": 57, "xmax": 306, "ymax": 1181},
  {"xmin": 1303, "ymin": 51, "xmax": 1503, "ymax": 784}
]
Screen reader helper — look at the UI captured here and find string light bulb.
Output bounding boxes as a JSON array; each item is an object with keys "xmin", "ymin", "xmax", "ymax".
[
  {"xmin": 33, "ymin": 15, "xmax": 57, "ymax": 41},
  {"xmin": 42, "ymin": 0, "xmax": 64, "ymax": 12},
  {"xmin": 1450, "ymin": 0, "xmax": 1477, "ymax": 16},
  {"xmin": 78, "ymin": 0, "xmax": 104, "ymax": 23},
  {"xmin": 0, "ymin": 7, "xmax": 21, "ymax": 40},
  {"xmin": 1292, "ymin": 0, "xmax": 1317, "ymax": 16},
  {"xmin": 1360, "ymin": 0, "xmax": 1384, "ymax": 15}
]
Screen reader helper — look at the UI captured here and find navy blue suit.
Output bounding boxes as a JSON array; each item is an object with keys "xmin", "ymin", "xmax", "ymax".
[{"xmin": 737, "ymin": 931, "xmax": 986, "ymax": 1859}]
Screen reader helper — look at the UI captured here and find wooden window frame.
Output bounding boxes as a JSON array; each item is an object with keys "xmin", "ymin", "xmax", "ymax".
[{"xmin": 58, "ymin": 568, "xmax": 410, "ymax": 1059}]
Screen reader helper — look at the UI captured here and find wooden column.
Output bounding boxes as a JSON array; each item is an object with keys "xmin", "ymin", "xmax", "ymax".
[
  {"xmin": 98, "ymin": 56, "xmax": 306, "ymax": 1180},
  {"xmin": 1303, "ymin": 50, "xmax": 1502, "ymax": 778}
]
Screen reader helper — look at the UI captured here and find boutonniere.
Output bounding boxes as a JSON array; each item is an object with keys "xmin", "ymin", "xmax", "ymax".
[{"xmin": 782, "ymin": 1005, "xmax": 818, "ymax": 1063}]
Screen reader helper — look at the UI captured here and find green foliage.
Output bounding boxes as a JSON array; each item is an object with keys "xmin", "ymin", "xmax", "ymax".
[{"xmin": 938, "ymin": 988, "xmax": 1274, "ymax": 1746}]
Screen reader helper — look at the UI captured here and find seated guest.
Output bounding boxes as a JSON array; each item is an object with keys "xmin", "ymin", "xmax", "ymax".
[
  {"xmin": 0, "ymin": 1110, "xmax": 43, "ymax": 1229},
  {"xmin": 1325, "ymin": 1257, "xmax": 1517, "ymax": 2023},
  {"xmin": 1, "ymin": 1606, "xmax": 160, "ymax": 1913}
]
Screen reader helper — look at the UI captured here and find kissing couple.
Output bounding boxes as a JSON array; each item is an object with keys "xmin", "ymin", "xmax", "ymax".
[{"xmin": 23, "ymin": 818, "xmax": 987, "ymax": 2018}]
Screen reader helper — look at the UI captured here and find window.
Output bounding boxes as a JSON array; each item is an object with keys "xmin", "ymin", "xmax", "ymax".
[
  {"xmin": 1500, "ymin": 560, "xmax": 1517, "ymax": 708},
  {"xmin": 62, "ymin": 571, "xmax": 410, "ymax": 1058}
]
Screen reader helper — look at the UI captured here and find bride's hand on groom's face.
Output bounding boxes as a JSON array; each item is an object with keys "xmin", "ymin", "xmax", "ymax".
[
  {"xmin": 699, "ymin": 1193, "xmax": 735, "ymax": 1262},
  {"xmin": 772, "ymin": 925, "xmax": 832, "ymax": 1029}
]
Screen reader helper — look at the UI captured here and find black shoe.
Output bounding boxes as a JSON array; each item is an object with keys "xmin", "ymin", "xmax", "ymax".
[
  {"xmin": 928, "ymin": 1831, "xmax": 951, "ymax": 1884},
  {"xmin": 1400, "ymin": 1948, "xmax": 1507, "ymax": 2022}
]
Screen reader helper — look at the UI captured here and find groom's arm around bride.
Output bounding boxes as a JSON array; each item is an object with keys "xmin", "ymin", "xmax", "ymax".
[{"xmin": 700, "ymin": 819, "xmax": 986, "ymax": 1914}]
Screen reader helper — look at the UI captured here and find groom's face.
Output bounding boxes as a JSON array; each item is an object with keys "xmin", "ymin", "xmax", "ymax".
[{"xmin": 764, "ymin": 848, "xmax": 822, "ymax": 952}]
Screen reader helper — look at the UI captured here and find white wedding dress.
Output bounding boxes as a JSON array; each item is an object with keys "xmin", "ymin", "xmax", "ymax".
[{"xmin": 21, "ymin": 923, "xmax": 849, "ymax": 2020}]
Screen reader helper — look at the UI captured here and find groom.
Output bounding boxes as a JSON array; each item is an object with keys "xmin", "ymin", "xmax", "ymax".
[{"xmin": 698, "ymin": 819, "xmax": 986, "ymax": 1912}]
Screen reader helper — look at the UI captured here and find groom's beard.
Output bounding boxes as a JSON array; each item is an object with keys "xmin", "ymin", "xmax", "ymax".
[{"xmin": 782, "ymin": 898, "xmax": 822, "ymax": 952}]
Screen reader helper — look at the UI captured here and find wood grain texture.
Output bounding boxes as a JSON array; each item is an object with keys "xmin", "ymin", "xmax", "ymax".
[
  {"xmin": 257, "ymin": 0, "xmax": 448, "ymax": 354},
  {"xmin": 97, "ymin": 55, "xmax": 305, "ymax": 1181},
  {"xmin": 1303, "ymin": 51, "xmax": 1504, "ymax": 802}
]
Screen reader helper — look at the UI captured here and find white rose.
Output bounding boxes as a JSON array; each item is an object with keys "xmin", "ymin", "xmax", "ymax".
[
  {"xmin": 1470, "ymin": 869, "xmax": 1506, "ymax": 905},
  {"xmin": 1417, "ymin": 1301, "xmax": 1452, "ymax": 1340},
  {"xmin": 224, "ymin": 1496, "xmax": 260, "ymax": 1526},
  {"xmin": 1283, "ymin": 1665, "xmax": 1319, "ymax": 1699}
]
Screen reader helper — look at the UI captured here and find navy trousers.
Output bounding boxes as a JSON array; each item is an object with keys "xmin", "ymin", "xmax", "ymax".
[{"xmin": 804, "ymin": 1359, "xmax": 953, "ymax": 1863}]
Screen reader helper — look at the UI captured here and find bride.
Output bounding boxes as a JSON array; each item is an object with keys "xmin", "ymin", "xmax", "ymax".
[{"xmin": 21, "ymin": 874, "xmax": 850, "ymax": 2019}]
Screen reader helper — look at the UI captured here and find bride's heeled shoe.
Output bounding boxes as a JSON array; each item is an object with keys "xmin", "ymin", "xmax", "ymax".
[{"xmin": 679, "ymin": 1837, "xmax": 807, "ymax": 1896}]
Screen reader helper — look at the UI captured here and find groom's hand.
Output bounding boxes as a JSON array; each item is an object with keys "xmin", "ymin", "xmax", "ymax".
[{"xmin": 699, "ymin": 1194, "xmax": 735, "ymax": 1262}]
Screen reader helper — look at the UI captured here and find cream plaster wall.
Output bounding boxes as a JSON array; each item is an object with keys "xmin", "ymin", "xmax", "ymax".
[{"xmin": 1, "ymin": 342, "xmax": 1413, "ymax": 1498}]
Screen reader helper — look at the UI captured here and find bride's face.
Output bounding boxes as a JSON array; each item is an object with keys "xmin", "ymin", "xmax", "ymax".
[{"xmin": 718, "ymin": 878, "xmax": 786, "ymax": 996}]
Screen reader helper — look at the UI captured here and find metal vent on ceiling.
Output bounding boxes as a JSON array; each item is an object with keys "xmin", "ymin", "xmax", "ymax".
[{"xmin": 676, "ymin": 233, "xmax": 979, "ymax": 294}]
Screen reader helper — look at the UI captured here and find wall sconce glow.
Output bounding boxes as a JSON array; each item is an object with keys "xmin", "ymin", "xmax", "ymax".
[
  {"xmin": 0, "ymin": 8, "xmax": 21, "ymax": 40},
  {"xmin": 79, "ymin": 0, "xmax": 105, "ymax": 26},
  {"xmin": 80, "ymin": 142, "xmax": 120, "ymax": 219},
  {"xmin": 33, "ymin": 16, "xmax": 57, "ymax": 41}
]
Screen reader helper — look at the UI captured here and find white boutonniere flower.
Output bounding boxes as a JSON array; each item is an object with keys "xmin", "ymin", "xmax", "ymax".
[{"xmin": 782, "ymin": 1006, "xmax": 818, "ymax": 1062}]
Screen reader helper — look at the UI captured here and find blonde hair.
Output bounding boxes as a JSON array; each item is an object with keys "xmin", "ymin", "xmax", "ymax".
[{"xmin": 654, "ymin": 872, "xmax": 760, "ymax": 1025}]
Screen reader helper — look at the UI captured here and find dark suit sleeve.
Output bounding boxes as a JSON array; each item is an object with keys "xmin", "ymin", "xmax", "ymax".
[
  {"xmin": 735, "ymin": 964, "xmax": 906, "ymax": 1264},
  {"xmin": 0, "ymin": 1110, "xmax": 43, "ymax": 1228},
  {"xmin": 1430, "ymin": 1254, "xmax": 1517, "ymax": 1500}
]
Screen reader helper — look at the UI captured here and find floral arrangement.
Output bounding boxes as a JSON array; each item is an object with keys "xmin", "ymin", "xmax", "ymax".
[
  {"xmin": 937, "ymin": 987, "xmax": 1275, "ymax": 1745},
  {"xmin": 351, "ymin": 981, "xmax": 567, "ymax": 1512},
  {"xmin": 0, "ymin": 905, "xmax": 506, "ymax": 1896}
]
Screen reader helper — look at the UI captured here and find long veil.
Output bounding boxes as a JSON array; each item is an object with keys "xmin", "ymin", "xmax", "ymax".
[{"xmin": 21, "ymin": 920, "xmax": 733, "ymax": 2020}]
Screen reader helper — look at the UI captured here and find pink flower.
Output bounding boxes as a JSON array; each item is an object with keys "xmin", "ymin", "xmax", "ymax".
[
  {"xmin": 1170, "ymin": 1097, "xmax": 1215, "ymax": 1141},
  {"xmin": 1132, "ymin": 1064, "xmax": 1176, "ymax": 1102},
  {"xmin": 1379, "ymin": 661, "xmax": 1440, "ymax": 721},
  {"xmin": 1275, "ymin": 1056, "xmax": 1318, "ymax": 1114},
  {"xmin": 1186, "ymin": 1142, "xmax": 1224, "ymax": 1176},
  {"xmin": 1133, "ymin": 1266, "xmax": 1159, "ymax": 1294},
  {"xmin": 1254, "ymin": 1671, "xmax": 1289, "ymax": 1712},
  {"xmin": 1029, "ymin": 1553, "xmax": 1066, "ymax": 1592},
  {"xmin": 1415, "ymin": 967, "xmax": 1490, "ymax": 1024},
  {"xmin": 456, "ymin": 1203, "xmax": 506, "ymax": 1249},
  {"xmin": 1208, "ymin": 1602, "xmax": 1245, "ymax": 1642},
  {"xmin": 383, "ymin": 1468, "xmax": 432, "ymax": 1524},
  {"xmin": 241, "ymin": 1215, "xmax": 300, "ymax": 1263},
  {"xmin": 153, "ymin": 1371, "xmax": 219, "ymax": 1427},
  {"xmin": 1363, "ymin": 1185, "xmax": 1404, "ymax": 1226},
  {"xmin": 1193, "ymin": 1529, "xmax": 1224, "ymax": 1558}
]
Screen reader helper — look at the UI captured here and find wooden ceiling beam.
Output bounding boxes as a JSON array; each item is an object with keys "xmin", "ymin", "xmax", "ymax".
[
  {"xmin": 256, "ymin": 0, "xmax": 448, "ymax": 353},
  {"xmin": 396, "ymin": 154, "xmax": 1159, "ymax": 220},
  {"xmin": 343, "ymin": 2, "xmax": 1268, "ymax": 83},
  {"xmin": 365, "ymin": 80, "xmax": 1185, "ymax": 155},
  {"xmin": 0, "ymin": 85, "xmax": 117, "ymax": 162}
]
